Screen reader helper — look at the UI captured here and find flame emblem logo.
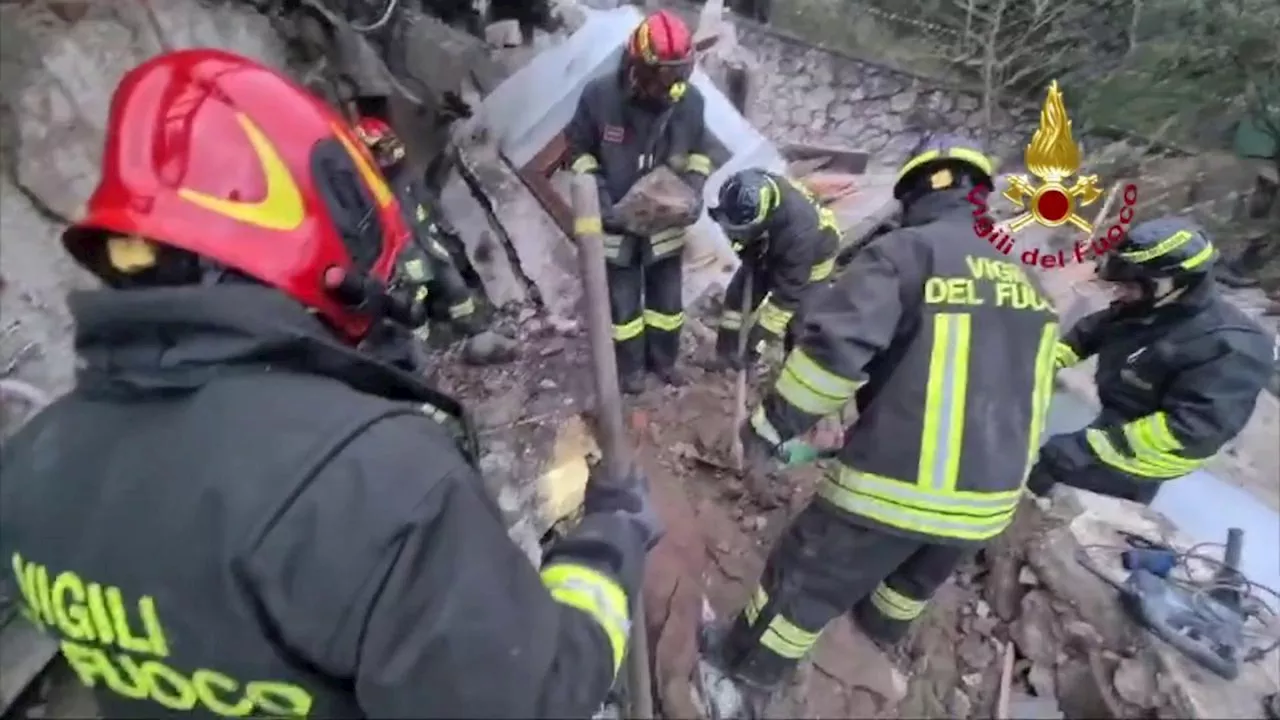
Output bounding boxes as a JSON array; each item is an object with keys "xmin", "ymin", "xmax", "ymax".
[{"xmin": 1003, "ymin": 81, "xmax": 1101, "ymax": 233}]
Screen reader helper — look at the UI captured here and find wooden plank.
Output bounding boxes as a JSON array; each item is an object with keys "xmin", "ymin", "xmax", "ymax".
[
  {"xmin": 780, "ymin": 142, "xmax": 872, "ymax": 176},
  {"xmin": 519, "ymin": 132, "xmax": 574, "ymax": 236}
]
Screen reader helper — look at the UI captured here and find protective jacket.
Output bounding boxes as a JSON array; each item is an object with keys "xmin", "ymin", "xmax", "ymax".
[
  {"xmin": 1048, "ymin": 279, "xmax": 1274, "ymax": 484},
  {"xmin": 390, "ymin": 172, "xmax": 480, "ymax": 335},
  {"xmin": 749, "ymin": 189, "xmax": 1060, "ymax": 546},
  {"xmin": 719, "ymin": 175, "xmax": 841, "ymax": 351},
  {"xmin": 0, "ymin": 284, "xmax": 642, "ymax": 718},
  {"xmin": 565, "ymin": 71, "xmax": 713, "ymax": 266}
]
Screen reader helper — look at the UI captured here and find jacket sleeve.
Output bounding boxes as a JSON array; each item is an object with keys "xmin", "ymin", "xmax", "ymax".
[
  {"xmin": 566, "ymin": 90, "xmax": 603, "ymax": 174},
  {"xmin": 669, "ymin": 89, "xmax": 712, "ymax": 193},
  {"xmin": 755, "ymin": 226, "xmax": 823, "ymax": 340},
  {"xmin": 421, "ymin": 227, "xmax": 478, "ymax": 331},
  {"xmin": 720, "ymin": 264, "xmax": 750, "ymax": 334},
  {"xmin": 1080, "ymin": 339, "xmax": 1272, "ymax": 479},
  {"xmin": 753, "ymin": 234, "xmax": 915, "ymax": 444},
  {"xmin": 243, "ymin": 414, "xmax": 642, "ymax": 718},
  {"xmin": 1055, "ymin": 307, "xmax": 1113, "ymax": 370}
]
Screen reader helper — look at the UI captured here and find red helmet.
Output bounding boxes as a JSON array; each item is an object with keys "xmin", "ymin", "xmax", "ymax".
[
  {"xmin": 625, "ymin": 10, "xmax": 695, "ymax": 102},
  {"xmin": 62, "ymin": 49, "xmax": 410, "ymax": 341},
  {"xmin": 354, "ymin": 116, "xmax": 406, "ymax": 170}
]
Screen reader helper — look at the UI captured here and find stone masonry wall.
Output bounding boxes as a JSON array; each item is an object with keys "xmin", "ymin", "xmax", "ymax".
[{"xmin": 734, "ymin": 22, "xmax": 1039, "ymax": 168}]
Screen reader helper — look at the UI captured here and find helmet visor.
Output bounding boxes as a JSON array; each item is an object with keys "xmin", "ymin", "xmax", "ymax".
[{"xmin": 629, "ymin": 59, "xmax": 692, "ymax": 99}]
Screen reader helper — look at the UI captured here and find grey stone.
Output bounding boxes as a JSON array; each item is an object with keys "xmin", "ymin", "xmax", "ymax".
[
  {"xmin": 1111, "ymin": 656, "xmax": 1157, "ymax": 708},
  {"xmin": 462, "ymin": 330, "xmax": 519, "ymax": 366},
  {"xmin": 612, "ymin": 167, "xmax": 699, "ymax": 236}
]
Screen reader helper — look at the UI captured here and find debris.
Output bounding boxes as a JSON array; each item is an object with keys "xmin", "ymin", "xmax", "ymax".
[
  {"xmin": 1007, "ymin": 691, "xmax": 1066, "ymax": 720},
  {"xmin": 485, "ymin": 20, "xmax": 522, "ymax": 47},
  {"xmin": 611, "ymin": 168, "xmax": 700, "ymax": 237},
  {"xmin": 995, "ymin": 641, "xmax": 1015, "ymax": 720},
  {"xmin": 462, "ymin": 329, "xmax": 520, "ymax": 365},
  {"xmin": 1111, "ymin": 656, "xmax": 1157, "ymax": 708}
]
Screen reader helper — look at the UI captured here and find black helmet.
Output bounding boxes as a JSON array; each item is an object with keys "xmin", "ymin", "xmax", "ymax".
[
  {"xmin": 709, "ymin": 168, "xmax": 780, "ymax": 243},
  {"xmin": 893, "ymin": 134, "xmax": 994, "ymax": 200},
  {"xmin": 1098, "ymin": 216, "xmax": 1217, "ymax": 284}
]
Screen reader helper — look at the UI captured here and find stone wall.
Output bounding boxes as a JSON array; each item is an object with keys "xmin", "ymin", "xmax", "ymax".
[{"xmin": 733, "ymin": 21, "xmax": 1037, "ymax": 168}]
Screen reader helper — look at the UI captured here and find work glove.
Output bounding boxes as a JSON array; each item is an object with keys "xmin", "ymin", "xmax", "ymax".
[
  {"xmin": 440, "ymin": 91, "xmax": 473, "ymax": 122},
  {"xmin": 598, "ymin": 190, "xmax": 628, "ymax": 236},
  {"xmin": 1025, "ymin": 434, "xmax": 1080, "ymax": 497},
  {"xmin": 583, "ymin": 461, "xmax": 665, "ymax": 551}
]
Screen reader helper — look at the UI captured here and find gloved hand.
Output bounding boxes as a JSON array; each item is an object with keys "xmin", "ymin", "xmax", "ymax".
[
  {"xmin": 597, "ymin": 190, "xmax": 628, "ymax": 236},
  {"xmin": 440, "ymin": 91, "xmax": 473, "ymax": 122},
  {"xmin": 777, "ymin": 439, "xmax": 824, "ymax": 467},
  {"xmin": 1025, "ymin": 435, "xmax": 1077, "ymax": 497},
  {"xmin": 583, "ymin": 462, "xmax": 664, "ymax": 551}
]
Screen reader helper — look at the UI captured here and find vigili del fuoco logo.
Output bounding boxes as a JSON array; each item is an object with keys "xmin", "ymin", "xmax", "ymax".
[{"xmin": 969, "ymin": 81, "xmax": 1138, "ymax": 269}]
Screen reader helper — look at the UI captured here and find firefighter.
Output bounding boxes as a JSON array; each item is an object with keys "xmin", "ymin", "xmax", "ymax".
[
  {"xmin": 354, "ymin": 116, "xmax": 483, "ymax": 344},
  {"xmin": 707, "ymin": 168, "xmax": 842, "ymax": 370},
  {"xmin": 0, "ymin": 49, "xmax": 660, "ymax": 718},
  {"xmin": 1027, "ymin": 217, "xmax": 1274, "ymax": 504},
  {"xmin": 699, "ymin": 136, "xmax": 1060, "ymax": 713},
  {"xmin": 565, "ymin": 9, "xmax": 714, "ymax": 394}
]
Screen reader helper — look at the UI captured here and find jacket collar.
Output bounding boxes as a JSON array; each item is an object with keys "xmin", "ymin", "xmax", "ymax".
[
  {"xmin": 70, "ymin": 284, "xmax": 448, "ymax": 408},
  {"xmin": 901, "ymin": 189, "xmax": 974, "ymax": 228}
]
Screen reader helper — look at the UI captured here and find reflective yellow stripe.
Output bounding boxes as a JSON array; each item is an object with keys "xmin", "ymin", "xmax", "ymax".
[
  {"xmin": 809, "ymin": 257, "xmax": 835, "ymax": 282},
  {"xmin": 404, "ymin": 258, "xmax": 428, "ymax": 281},
  {"xmin": 818, "ymin": 467, "xmax": 1020, "ymax": 541},
  {"xmin": 870, "ymin": 583, "xmax": 926, "ymax": 621},
  {"xmin": 415, "ymin": 204, "xmax": 428, "ymax": 223},
  {"xmin": 896, "ymin": 147, "xmax": 994, "ymax": 183},
  {"xmin": 1086, "ymin": 426, "xmax": 1200, "ymax": 479},
  {"xmin": 650, "ymin": 227, "xmax": 687, "ymax": 258},
  {"xmin": 414, "ymin": 286, "xmax": 430, "ymax": 304},
  {"xmin": 774, "ymin": 349, "xmax": 861, "ymax": 416},
  {"xmin": 575, "ymin": 216, "xmax": 603, "ymax": 235},
  {"xmin": 750, "ymin": 406, "xmax": 782, "ymax": 445},
  {"xmin": 1181, "ymin": 243, "xmax": 1215, "ymax": 270},
  {"xmin": 1123, "ymin": 413, "xmax": 1182, "ymax": 454},
  {"xmin": 542, "ymin": 563, "xmax": 630, "ymax": 675},
  {"xmin": 917, "ymin": 313, "xmax": 972, "ymax": 493},
  {"xmin": 603, "ymin": 235, "xmax": 622, "ymax": 260},
  {"xmin": 572, "ymin": 154, "xmax": 600, "ymax": 174},
  {"xmin": 1026, "ymin": 323, "xmax": 1059, "ymax": 476},
  {"xmin": 1119, "ymin": 230, "xmax": 1194, "ymax": 263},
  {"xmin": 757, "ymin": 300, "xmax": 793, "ymax": 336},
  {"xmin": 614, "ymin": 316, "xmax": 644, "ymax": 341},
  {"xmin": 685, "ymin": 153, "xmax": 712, "ymax": 175},
  {"xmin": 1054, "ymin": 341, "xmax": 1080, "ymax": 370},
  {"xmin": 448, "ymin": 297, "xmax": 475, "ymax": 319},
  {"xmin": 419, "ymin": 402, "xmax": 449, "ymax": 424},
  {"xmin": 742, "ymin": 587, "xmax": 820, "ymax": 660},
  {"xmin": 720, "ymin": 310, "xmax": 743, "ymax": 331},
  {"xmin": 643, "ymin": 309, "xmax": 683, "ymax": 331}
]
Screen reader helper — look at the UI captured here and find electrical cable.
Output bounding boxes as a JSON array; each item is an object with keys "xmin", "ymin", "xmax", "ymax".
[{"xmin": 1076, "ymin": 541, "xmax": 1280, "ymax": 665}]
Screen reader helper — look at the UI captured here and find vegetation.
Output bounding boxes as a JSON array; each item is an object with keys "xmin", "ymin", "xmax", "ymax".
[{"xmin": 770, "ymin": 0, "xmax": 1279, "ymax": 163}]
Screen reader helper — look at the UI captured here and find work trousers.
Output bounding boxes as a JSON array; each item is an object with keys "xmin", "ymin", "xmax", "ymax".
[
  {"xmin": 721, "ymin": 502, "xmax": 971, "ymax": 688},
  {"xmin": 606, "ymin": 254, "xmax": 684, "ymax": 379}
]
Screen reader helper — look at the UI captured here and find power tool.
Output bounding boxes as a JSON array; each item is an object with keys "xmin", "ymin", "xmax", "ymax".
[{"xmin": 1120, "ymin": 528, "xmax": 1250, "ymax": 680}]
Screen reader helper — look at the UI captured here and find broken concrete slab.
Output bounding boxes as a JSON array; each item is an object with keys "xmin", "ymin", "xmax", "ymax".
[{"xmin": 457, "ymin": 135, "xmax": 583, "ymax": 325}]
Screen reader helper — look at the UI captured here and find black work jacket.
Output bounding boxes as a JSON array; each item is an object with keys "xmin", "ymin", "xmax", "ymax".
[
  {"xmin": 755, "ymin": 190, "xmax": 1060, "ymax": 546},
  {"xmin": 0, "ymin": 284, "xmax": 641, "ymax": 718},
  {"xmin": 1055, "ymin": 278, "xmax": 1274, "ymax": 472}
]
